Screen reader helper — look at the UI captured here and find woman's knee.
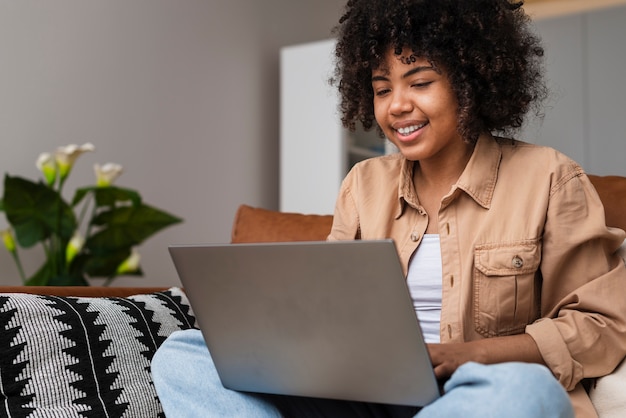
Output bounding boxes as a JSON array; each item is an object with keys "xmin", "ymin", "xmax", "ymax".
[
  {"xmin": 489, "ymin": 363, "xmax": 573, "ymax": 417},
  {"xmin": 449, "ymin": 362, "xmax": 556, "ymax": 389},
  {"xmin": 154, "ymin": 329, "xmax": 207, "ymax": 360},
  {"xmin": 419, "ymin": 362, "xmax": 574, "ymax": 418},
  {"xmin": 152, "ymin": 329, "xmax": 217, "ymax": 386},
  {"xmin": 151, "ymin": 329, "xmax": 283, "ymax": 417}
]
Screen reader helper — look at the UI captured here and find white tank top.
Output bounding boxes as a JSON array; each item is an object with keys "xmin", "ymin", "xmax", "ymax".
[{"xmin": 406, "ymin": 234, "xmax": 442, "ymax": 343}]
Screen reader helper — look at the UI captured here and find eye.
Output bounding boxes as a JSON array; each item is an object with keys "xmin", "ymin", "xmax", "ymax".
[
  {"xmin": 374, "ymin": 88, "xmax": 391, "ymax": 97},
  {"xmin": 412, "ymin": 81, "xmax": 433, "ymax": 89}
]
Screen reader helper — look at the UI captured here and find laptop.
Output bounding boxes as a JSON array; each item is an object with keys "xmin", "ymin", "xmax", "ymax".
[{"xmin": 168, "ymin": 239, "xmax": 440, "ymax": 407}]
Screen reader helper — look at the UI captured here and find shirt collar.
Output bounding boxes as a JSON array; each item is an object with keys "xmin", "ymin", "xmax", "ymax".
[
  {"xmin": 396, "ymin": 158, "xmax": 417, "ymax": 219},
  {"xmin": 454, "ymin": 133, "xmax": 501, "ymax": 209},
  {"xmin": 395, "ymin": 133, "xmax": 501, "ymax": 217}
]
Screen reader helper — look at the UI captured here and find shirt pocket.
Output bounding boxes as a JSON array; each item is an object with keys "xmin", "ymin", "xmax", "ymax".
[{"xmin": 473, "ymin": 240, "xmax": 542, "ymax": 338}]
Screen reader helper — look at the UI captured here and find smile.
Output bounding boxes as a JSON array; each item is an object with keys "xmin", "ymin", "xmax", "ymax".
[{"xmin": 396, "ymin": 123, "xmax": 427, "ymax": 136}]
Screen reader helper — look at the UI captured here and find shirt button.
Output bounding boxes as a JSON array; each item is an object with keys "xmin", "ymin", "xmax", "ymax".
[
  {"xmin": 512, "ymin": 256, "xmax": 524, "ymax": 269},
  {"xmin": 410, "ymin": 233, "xmax": 420, "ymax": 242}
]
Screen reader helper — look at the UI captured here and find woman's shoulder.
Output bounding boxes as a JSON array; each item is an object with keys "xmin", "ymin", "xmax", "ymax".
[
  {"xmin": 496, "ymin": 137, "xmax": 584, "ymax": 180},
  {"xmin": 341, "ymin": 153, "xmax": 407, "ymax": 197}
]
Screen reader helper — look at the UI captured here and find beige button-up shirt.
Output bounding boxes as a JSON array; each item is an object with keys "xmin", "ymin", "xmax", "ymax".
[{"xmin": 328, "ymin": 134, "xmax": 626, "ymax": 417}]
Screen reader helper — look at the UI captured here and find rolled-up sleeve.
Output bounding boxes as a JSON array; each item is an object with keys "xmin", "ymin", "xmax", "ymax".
[{"xmin": 526, "ymin": 173, "xmax": 626, "ymax": 390}]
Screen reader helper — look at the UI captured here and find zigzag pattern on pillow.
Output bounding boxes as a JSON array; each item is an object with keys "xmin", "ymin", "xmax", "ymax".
[{"xmin": 0, "ymin": 287, "xmax": 197, "ymax": 418}]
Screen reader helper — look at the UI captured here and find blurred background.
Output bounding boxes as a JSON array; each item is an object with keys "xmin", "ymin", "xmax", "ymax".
[{"xmin": 1, "ymin": 0, "xmax": 625, "ymax": 287}]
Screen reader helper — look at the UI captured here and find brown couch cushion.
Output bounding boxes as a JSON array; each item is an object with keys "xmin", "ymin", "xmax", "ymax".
[
  {"xmin": 588, "ymin": 175, "xmax": 626, "ymax": 232},
  {"xmin": 231, "ymin": 204, "xmax": 333, "ymax": 243}
]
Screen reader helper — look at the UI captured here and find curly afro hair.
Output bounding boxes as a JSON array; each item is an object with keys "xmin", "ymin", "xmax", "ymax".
[{"xmin": 332, "ymin": 0, "xmax": 547, "ymax": 143}]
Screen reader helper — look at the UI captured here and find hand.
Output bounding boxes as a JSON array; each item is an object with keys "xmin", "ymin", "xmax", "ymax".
[
  {"xmin": 427, "ymin": 342, "xmax": 487, "ymax": 379},
  {"xmin": 427, "ymin": 334, "xmax": 545, "ymax": 380}
]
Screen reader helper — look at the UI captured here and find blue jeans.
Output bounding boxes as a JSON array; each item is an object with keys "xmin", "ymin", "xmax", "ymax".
[{"xmin": 151, "ymin": 329, "xmax": 574, "ymax": 418}]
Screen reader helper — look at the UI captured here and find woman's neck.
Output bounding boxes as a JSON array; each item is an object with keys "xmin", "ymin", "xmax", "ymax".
[
  {"xmin": 412, "ymin": 139, "xmax": 475, "ymax": 235},
  {"xmin": 414, "ymin": 139, "xmax": 475, "ymax": 190}
]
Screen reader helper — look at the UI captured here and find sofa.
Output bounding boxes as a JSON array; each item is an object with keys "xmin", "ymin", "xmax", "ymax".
[{"xmin": 0, "ymin": 174, "xmax": 624, "ymax": 417}]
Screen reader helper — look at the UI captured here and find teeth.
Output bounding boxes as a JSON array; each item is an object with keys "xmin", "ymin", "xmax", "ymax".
[{"xmin": 397, "ymin": 124, "xmax": 425, "ymax": 135}]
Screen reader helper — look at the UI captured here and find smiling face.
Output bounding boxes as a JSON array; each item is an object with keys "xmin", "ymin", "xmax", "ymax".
[{"xmin": 372, "ymin": 48, "xmax": 466, "ymax": 163}]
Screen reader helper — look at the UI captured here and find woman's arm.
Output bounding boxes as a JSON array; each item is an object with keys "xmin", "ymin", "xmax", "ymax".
[
  {"xmin": 427, "ymin": 334, "xmax": 544, "ymax": 379},
  {"xmin": 525, "ymin": 173, "xmax": 626, "ymax": 390}
]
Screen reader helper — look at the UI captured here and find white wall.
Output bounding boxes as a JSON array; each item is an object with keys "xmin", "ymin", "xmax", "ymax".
[
  {"xmin": 522, "ymin": 5, "xmax": 626, "ymax": 175},
  {"xmin": 0, "ymin": 0, "xmax": 343, "ymax": 287}
]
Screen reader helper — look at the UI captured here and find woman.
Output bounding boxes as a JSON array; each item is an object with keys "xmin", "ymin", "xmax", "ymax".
[{"xmin": 152, "ymin": 1, "xmax": 626, "ymax": 416}]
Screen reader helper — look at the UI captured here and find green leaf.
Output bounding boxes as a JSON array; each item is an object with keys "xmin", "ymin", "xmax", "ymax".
[
  {"xmin": 3, "ymin": 174, "xmax": 77, "ymax": 247},
  {"xmin": 76, "ymin": 249, "xmax": 143, "ymax": 278},
  {"xmin": 82, "ymin": 250, "xmax": 129, "ymax": 277},
  {"xmin": 72, "ymin": 186, "xmax": 142, "ymax": 208},
  {"xmin": 24, "ymin": 258, "xmax": 86, "ymax": 286},
  {"xmin": 24, "ymin": 261, "xmax": 52, "ymax": 286},
  {"xmin": 71, "ymin": 187, "xmax": 91, "ymax": 207},
  {"xmin": 86, "ymin": 203, "xmax": 182, "ymax": 253}
]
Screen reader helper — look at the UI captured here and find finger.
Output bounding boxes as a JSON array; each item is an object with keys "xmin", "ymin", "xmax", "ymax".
[{"xmin": 433, "ymin": 363, "xmax": 453, "ymax": 380}]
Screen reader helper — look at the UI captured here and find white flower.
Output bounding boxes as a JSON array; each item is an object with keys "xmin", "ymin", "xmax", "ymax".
[
  {"xmin": 116, "ymin": 248, "xmax": 141, "ymax": 274},
  {"xmin": 55, "ymin": 143, "xmax": 95, "ymax": 180},
  {"xmin": 36, "ymin": 152, "xmax": 57, "ymax": 186},
  {"xmin": 94, "ymin": 163, "xmax": 123, "ymax": 187},
  {"xmin": 65, "ymin": 232, "xmax": 85, "ymax": 265}
]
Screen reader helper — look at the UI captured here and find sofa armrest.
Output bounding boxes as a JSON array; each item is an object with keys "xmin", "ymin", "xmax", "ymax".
[{"xmin": 0, "ymin": 286, "xmax": 169, "ymax": 297}]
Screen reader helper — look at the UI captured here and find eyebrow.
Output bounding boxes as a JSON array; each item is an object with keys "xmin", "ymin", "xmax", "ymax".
[{"xmin": 371, "ymin": 66, "xmax": 435, "ymax": 82}]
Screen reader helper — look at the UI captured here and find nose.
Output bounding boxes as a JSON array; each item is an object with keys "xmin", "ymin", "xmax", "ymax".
[{"xmin": 389, "ymin": 88, "xmax": 413, "ymax": 115}]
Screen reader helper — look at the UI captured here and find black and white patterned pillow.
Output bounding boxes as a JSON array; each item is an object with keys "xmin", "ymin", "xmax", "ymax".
[{"xmin": 0, "ymin": 287, "xmax": 197, "ymax": 418}]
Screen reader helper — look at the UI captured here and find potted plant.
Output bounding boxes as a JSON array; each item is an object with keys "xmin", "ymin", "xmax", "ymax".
[{"xmin": 0, "ymin": 143, "xmax": 182, "ymax": 286}]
